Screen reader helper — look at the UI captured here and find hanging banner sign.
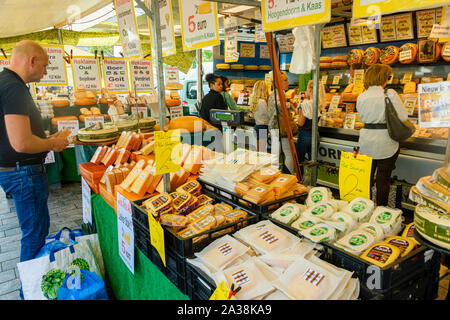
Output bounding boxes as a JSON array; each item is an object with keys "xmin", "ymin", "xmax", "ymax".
[
  {"xmin": 117, "ymin": 192, "xmax": 135, "ymax": 274},
  {"xmin": 71, "ymin": 56, "xmax": 102, "ymax": 92},
  {"xmin": 224, "ymin": 16, "xmax": 239, "ymax": 63},
  {"xmin": 38, "ymin": 45, "xmax": 68, "ymax": 86},
  {"xmin": 380, "ymin": 15, "xmax": 397, "ymax": 42},
  {"xmin": 179, "ymin": 0, "xmax": 220, "ymax": 52},
  {"xmin": 129, "ymin": 59, "xmax": 154, "ymax": 93},
  {"xmin": 353, "ymin": 0, "xmax": 450, "ymax": 19},
  {"xmin": 339, "ymin": 151, "xmax": 373, "ymax": 202},
  {"xmin": 322, "ymin": 24, "xmax": 347, "ymax": 49},
  {"xmin": 261, "ymin": 0, "xmax": 331, "ymax": 32},
  {"xmin": 101, "ymin": 57, "xmax": 130, "ymax": 93},
  {"xmin": 146, "ymin": 0, "xmax": 176, "ymax": 57},
  {"xmin": 417, "ymin": 9, "xmax": 437, "ymax": 38},
  {"xmin": 418, "ymin": 81, "xmax": 450, "ymax": 128},
  {"xmin": 114, "ymin": 0, "xmax": 142, "ymax": 61},
  {"xmin": 255, "ymin": 10, "xmax": 266, "ymax": 43},
  {"xmin": 0, "ymin": 57, "xmax": 10, "ymax": 72},
  {"xmin": 348, "ymin": 24, "xmax": 364, "ymax": 45}
]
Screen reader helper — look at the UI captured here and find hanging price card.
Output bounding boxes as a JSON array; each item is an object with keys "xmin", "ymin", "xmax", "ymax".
[
  {"xmin": 114, "ymin": 0, "xmax": 142, "ymax": 61},
  {"xmin": 339, "ymin": 151, "xmax": 373, "ymax": 202},
  {"xmin": 155, "ymin": 129, "xmax": 181, "ymax": 175},
  {"xmin": 255, "ymin": 10, "xmax": 266, "ymax": 43},
  {"xmin": 179, "ymin": 0, "xmax": 219, "ymax": 52},
  {"xmin": 347, "ymin": 24, "xmax": 363, "ymax": 46},
  {"xmin": 38, "ymin": 45, "xmax": 68, "ymax": 86},
  {"xmin": 380, "ymin": 16, "xmax": 397, "ymax": 42},
  {"xmin": 240, "ymin": 43, "xmax": 256, "ymax": 58},
  {"xmin": 71, "ymin": 57, "xmax": 102, "ymax": 92},
  {"xmin": 147, "ymin": 0, "xmax": 176, "ymax": 57},
  {"xmin": 101, "ymin": 57, "xmax": 130, "ymax": 93},
  {"xmin": 224, "ymin": 16, "xmax": 239, "ymax": 63},
  {"xmin": 261, "ymin": 0, "xmax": 331, "ymax": 32},
  {"xmin": 129, "ymin": 59, "xmax": 154, "ymax": 93},
  {"xmin": 117, "ymin": 192, "xmax": 134, "ymax": 274},
  {"xmin": 352, "ymin": 69, "xmax": 365, "ymax": 94},
  {"xmin": 361, "ymin": 25, "xmax": 378, "ymax": 44},
  {"xmin": 417, "ymin": 9, "xmax": 436, "ymax": 38},
  {"xmin": 322, "ymin": 24, "xmax": 347, "ymax": 49},
  {"xmin": 148, "ymin": 211, "xmax": 165, "ymax": 267}
]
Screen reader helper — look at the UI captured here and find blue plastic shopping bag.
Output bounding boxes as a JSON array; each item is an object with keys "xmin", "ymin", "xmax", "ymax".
[
  {"xmin": 57, "ymin": 269, "xmax": 108, "ymax": 300},
  {"xmin": 35, "ymin": 227, "xmax": 83, "ymax": 259}
]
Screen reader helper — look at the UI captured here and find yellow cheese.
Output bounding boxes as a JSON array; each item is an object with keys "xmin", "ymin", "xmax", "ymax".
[
  {"xmin": 360, "ymin": 243, "xmax": 401, "ymax": 268},
  {"xmin": 130, "ymin": 165, "xmax": 152, "ymax": 197},
  {"xmin": 401, "ymin": 222, "xmax": 420, "ymax": 247},
  {"xmin": 120, "ymin": 159, "xmax": 146, "ymax": 190},
  {"xmin": 198, "ymin": 1, "xmax": 212, "ymax": 14},
  {"xmin": 139, "ymin": 140, "xmax": 155, "ymax": 156},
  {"xmin": 385, "ymin": 236, "xmax": 416, "ymax": 257},
  {"xmin": 183, "ymin": 146, "xmax": 203, "ymax": 174}
]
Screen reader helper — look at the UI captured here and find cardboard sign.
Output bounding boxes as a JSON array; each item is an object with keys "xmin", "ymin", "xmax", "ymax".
[
  {"xmin": 240, "ymin": 43, "xmax": 256, "ymax": 58},
  {"xmin": 322, "ymin": 24, "xmax": 347, "ymax": 49},
  {"xmin": 262, "ymin": 0, "xmax": 331, "ymax": 32},
  {"xmin": 277, "ymin": 33, "xmax": 295, "ymax": 53},
  {"xmin": 102, "ymin": 57, "xmax": 130, "ymax": 93},
  {"xmin": 81, "ymin": 177, "xmax": 92, "ymax": 224},
  {"xmin": 343, "ymin": 113, "xmax": 357, "ymax": 129},
  {"xmin": 117, "ymin": 192, "xmax": 135, "ymax": 274},
  {"xmin": 260, "ymin": 44, "xmax": 270, "ymax": 59},
  {"xmin": 339, "ymin": 151, "xmax": 373, "ymax": 202},
  {"xmin": 361, "ymin": 25, "xmax": 378, "ymax": 44},
  {"xmin": 418, "ymin": 81, "xmax": 450, "ymax": 128},
  {"xmin": 224, "ymin": 16, "xmax": 239, "ymax": 63},
  {"xmin": 38, "ymin": 45, "xmax": 68, "ymax": 86},
  {"xmin": 380, "ymin": 15, "xmax": 397, "ymax": 42},
  {"xmin": 129, "ymin": 59, "xmax": 154, "ymax": 93},
  {"xmin": 148, "ymin": 212, "xmax": 165, "ymax": 267},
  {"xmin": 348, "ymin": 24, "xmax": 363, "ymax": 46},
  {"xmin": 395, "ymin": 13, "xmax": 415, "ymax": 40},
  {"xmin": 416, "ymin": 9, "xmax": 437, "ymax": 38},
  {"xmin": 154, "ymin": 129, "xmax": 181, "ymax": 175},
  {"xmin": 114, "ymin": 0, "xmax": 142, "ymax": 61},
  {"xmin": 179, "ymin": 0, "xmax": 220, "ymax": 51},
  {"xmin": 71, "ymin": 57, "xmax": 102, "ymax": 92}
]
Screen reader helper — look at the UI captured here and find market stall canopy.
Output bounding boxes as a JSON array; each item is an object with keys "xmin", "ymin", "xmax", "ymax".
[{"xmin": 0, "ymin": 0, "xmax": 112, "ymax": 38}]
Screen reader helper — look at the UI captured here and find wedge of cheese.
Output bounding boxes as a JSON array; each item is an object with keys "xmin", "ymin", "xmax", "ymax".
[
  {"xmin": 120, "ymin": 159, "xmax": 146, "ymax": 190},
  {"xmin": 105, "ymin": 171, "xmax": 117, "ymax": 194},
  {"xmin": 140, "ymin": 140, "xmax": 155, "ymax": 156},
  {"xmin": 147, "ymin": 165, "xmax": 163, "ymax": 194},
  {"xmin": 114, "ymin": 148, "xmax": 131, "ymax": 166},
  {"xmin": 113, "ymin": 169, "xmax": 124, "ymax": 185},
  {"xmin": 102, "ymin": 148, "xmax": 119, "ymax": 167},
  {"xmin": 130, "ymin": 165, "xmax": 153, "ymax": 197},
  {"xmin": 90, "ymin": 146, "xmax": 108, "ymax": 165},
  {"xmin": 360, "ymin": 243, "xmax": 401, "ymax": 268}
]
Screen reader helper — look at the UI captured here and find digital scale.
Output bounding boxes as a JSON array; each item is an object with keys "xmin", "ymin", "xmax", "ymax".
[{"xmin": 209, "ymin": 109, "xmax": 245, "ymax": 154}]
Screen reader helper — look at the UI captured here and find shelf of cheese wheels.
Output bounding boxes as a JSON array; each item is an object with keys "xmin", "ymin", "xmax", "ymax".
[
  {"xmin": 216, "ymin": 63, "xmax": 272, "ymax": 72},
  {"xmin": 409, "ymin": 166, "xmax": 450, "ymax": 250}
]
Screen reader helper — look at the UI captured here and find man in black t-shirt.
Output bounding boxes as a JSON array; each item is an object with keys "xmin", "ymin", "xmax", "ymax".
[{"xmin": 0, "ymin": 40, "xmax": 69, "ymax": 278}]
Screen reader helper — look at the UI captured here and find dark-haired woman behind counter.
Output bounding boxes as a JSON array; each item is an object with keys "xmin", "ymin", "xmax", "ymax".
[{"xmin": 200, "ymin": 73, "xmax": 228, "ymax": 125}]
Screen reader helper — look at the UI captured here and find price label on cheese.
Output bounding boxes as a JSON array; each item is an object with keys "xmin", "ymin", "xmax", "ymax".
[
  {"xmin": 321, "ymin": 75, "xmax": 328, "ymax": 85},
  {"xmin": 399, "ymin": 50, "xmax": 412, "ymax": 62},
  {"xmin": 403, "ymin": 72, "xmax": 413, "ymax": 84},
  {"xmin": 155, "ymin": 129, "xmax": 181, "ymax": 175},
  {"xmin": 332, "ymin": 75, "xmax": 341, "ymax": 85},
  {"xmin": 84, "ymin": 116, "xmax": 105, "ymax": 128},
  {"xmin": 179, "ymin": 0, "xmax": 219, "ymax": 51},
  {"xmin": 81, "ymin": 177, "xmax": 92, "ymax": 224},
  {"xmin": 404, "ymin": 96, "xmax": 418, "ymax": 115},
  {"xmin": 329, "ymin": 95, "xmax": 341, "ymax": 110},
  {"xmin": 148, "ymin": 211, "xmax": 165, "ymax": 267},
  {"xmin": 114, "ymin": 0, "xmax": 142, "ymax": 60},
  {"xmin": 169, "ymin": 106, "xmax": 183, "ymax": 119},
  {"xmin": 117, "ymin": 192, "xmax": 135, "ymax": 274}
]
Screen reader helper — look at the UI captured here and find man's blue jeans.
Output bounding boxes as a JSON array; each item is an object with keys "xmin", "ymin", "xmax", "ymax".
[{"xmin": 0, "ymin": 164, "xmax": 50, "ymax": 262}]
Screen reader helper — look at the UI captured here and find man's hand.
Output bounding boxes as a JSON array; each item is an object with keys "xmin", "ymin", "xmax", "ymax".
[{"xmin": 48, "ymin": 137, "xmax": 69, "ymax": 152}]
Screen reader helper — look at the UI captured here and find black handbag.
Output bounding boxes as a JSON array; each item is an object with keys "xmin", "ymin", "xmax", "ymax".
[{"xmin": 384, "ymin": 90, "xmax": 416, "ymax": 142}]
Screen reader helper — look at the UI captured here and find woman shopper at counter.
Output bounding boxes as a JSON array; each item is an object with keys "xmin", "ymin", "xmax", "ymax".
[
  {"xmin": 200, "ymin": 73, "xmax": 228, "ymax": 124},
  {"xmin": 219, "ymin": 75, "xmax": 238, "ymax": 111},
  {"xmin": 249, "ymin": 80, "xmax": 270, "ymax": 152},
  {"xmin": 296, "ymin": 80, "xmax": 326, "ymax": 175},
  {"xmin": 268, "ymin": 71, "xmax": 297, "ymax": 173},
  {"xmin": 356, "ymin": 64, "xmax": 408, "ymax": 206}
]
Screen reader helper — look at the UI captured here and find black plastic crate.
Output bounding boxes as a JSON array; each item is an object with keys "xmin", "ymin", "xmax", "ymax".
[
  {"xmin": 199, "ymin": 179, "xmax": 308, "ymax": 216},
  {"xmin": 131, "ymin": 197, "xmax": 259, "ymax": 258},
  {"xmin": 261, "ymin": 215, "xmax": 441, "ymax": 291},
  {"xmin": 186, "ymin": 262, "xmax": 216, "ymax": 300}
]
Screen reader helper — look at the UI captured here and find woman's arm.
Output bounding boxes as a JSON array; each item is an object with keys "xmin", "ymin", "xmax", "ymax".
[{"xmin": 297, "ymin": 107, "xmax": 306, "ymax": 127}]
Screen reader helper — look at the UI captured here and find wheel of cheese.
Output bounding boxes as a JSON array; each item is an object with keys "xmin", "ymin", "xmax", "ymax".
[
  {"xmin": 320, "ymin": 56, "xmax": 333, "ymax": 63},
  {"xmin": 341, "ymin": 92, "xmax": 359, "ymax": 102},
  {"xmin": 436, "ymin": 42, "xmax": 442, "ymax": 61},
  {"xmin": 380, "ymin": 46, "xmax": 400, "ymax": 65},
  {"xmin": 244, "ymin": 65, "xmax": 258, "ymax": 71},
  {"xmin": 165, "ymin": 98, "xmax": 181, "ymax": 107},
  {"xmin": 230, "ymin": 64, "xmax": 244, "ymax": 70},
  {"xmin": 320, "ymin": 63, "xmax": 332, "ymax": 69},
  {"xmin": 331, "ymin": 61, "xmax": 348, "ymax": 68},
  {"xmin": 51, "ymin": 99, "xmax": 70, "ymax": 108},
  {"xmin": 216, "ymin": 63, "xmax": 230, "ymax": 70},
  {"xmin": 51, "ymin": 116, "xmax": 78, "ymax": 126},
  {"xmin": 332, "ymin": 55, "xmax": 348, "ymax": 63},
  {"xmin": 347, "ymin": 49, "xmax": 364, "ymax": 66},
  {"xmin": 363, "ymin": 47, "xmax": 380, "ymax": 66},
  {"xmin": 168, "ymin": 116, "xmax": 213, "ymax": 133},
  {"xmin": 258, "ymin": 65, "xmax": 272, "ymax": 71},
  {"xmin": 442, "ymin": 43, "xmax": 450, "ymax": 61},
  {"xmin": 399, "ymin": 43, "xmax": 418, "ymax": 64},
  {"xmin": 414, "ymin": 204, "xmax": 450, "ymax": 250},
  {"xmin": 75, "ymin": 97, "xmax": 98, "ymax": 106}
]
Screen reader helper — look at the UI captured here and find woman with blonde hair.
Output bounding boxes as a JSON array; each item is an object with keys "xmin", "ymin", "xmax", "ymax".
[
  {"xmin": 356, "ymin": 64, "xmax": 408, "ymax": 206},
  {"xmin": 296, "ymin": 80, "xmax": 326, "ymax": 175},
  {"xmin": 250, "ymin": 80, "xmax": 270, "ymax": 151}
]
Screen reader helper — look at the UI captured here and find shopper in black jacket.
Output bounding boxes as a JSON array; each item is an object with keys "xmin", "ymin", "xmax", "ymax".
[{"xmin": 200, "ymin": 73, "xmax": 228, "ymax": 124}]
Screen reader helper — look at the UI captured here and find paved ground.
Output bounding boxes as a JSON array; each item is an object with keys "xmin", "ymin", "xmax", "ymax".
[{"xmin": 0, "ymin": 181, "xmax": 448, "ymax": 300}]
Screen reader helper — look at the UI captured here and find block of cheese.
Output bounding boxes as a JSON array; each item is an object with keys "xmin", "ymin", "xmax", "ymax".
[
  {"xmin": 159, "ymin": 214, "xmax": 189, "ymax": 229},
  {"xmin": 102, "ymin": 148, "xmax": 119, "ymax": 167},
  {"xmin": 303, "ymin": 202, "xmax": 336, "ymax": 220},
  {"xmin": 122, "ymin": 135, "xmax": 135, "ymax": 151},
  {"xmin": 90, "ymin": 146, "xmax": 108, "ymax": 165},
  {"xmin": 100, "ymin": 147, "xmax": 112, "ymax": 164},
  {"xmin": 196, "ymin": 194, "xmax": 214, "ymax": 206},
  {"xmin": 334, "ymin": 231, "xmax": 376, "ymax": 256},
  {"xmin": 416, "ymin": 176, "xmax": 450, "ymax": 204},
  {"xmin": 147, "ymin": 166, "xmax": 163, "ymax": 194},
  {"xmin": 250, "ymin": 166, "xmax": 281, "ymax": 184},
  {"xmin": 173, "ymin": 192, "xmax": 195, "ymax": 215},
  {"xmin": 290, "ymin": 216, "xmax": 322, "ymax": 232},
  {"xmin": 183, "ymin": 146, "xmax": 203, "ymax": 174},
  {"xmin": 176, "ymin": 180, "xmax": 201, "ymax": 197},
  {"xmin": 299, "ymin": 223, "xmax": 337, "ymax": 243},
  {"xmin": 114, "ymin": 148, "xmax": 131, "ymax": 166},
  {"xmin": 143, "ymin": 193, "xmax": 172, "ymax": 214},
  {"xmin": 130, "ymin": 166, "xmax": 152, "ymax": 197},
  {"xmin": 358, "ymin": 223, "xmax": 385, "ymax": 242},
  {"xmin": 401, "ymin": 222, "xmax": 420, "ymax": 247},
  {"xmin": 360, "ymin": 243, "xmax": 401, "ymax": 268},
  {"xmin": 186, "ymin": 204, "xmax": 214, "ymax": 223},
  {"xmin": 100, "ymin": 165, "xmax": 114, "ymax": 184},
  {"xmin": 116, "ymin": 131, "xmax": 128, "ymax": 148},
  {"xmin": 113, "ymin": 169, "xmax": 124, "ymax": 185},
  {"xmin": 271, "ymin": 203, "xmax": 301, "ymax": 225},
  {"xmin": 270, "ymin": 174, "xmax": 298, "ymax": 196},
  {"xmin": 385, "ymin": 236, "xmax": 416, "ymax": 257},
  {"xmin": 188, "ymin": 215, "xmax": 216, "ymax": 234},
  {"xmin": 409, "ymin": 186, "xmax": 450, "ymax": 214},
  {"xmin": 213, "ymin": 204, "xmax": 233, "ymax": 216},
  {"xmin": 344, "ymin": 197, "xmax": 375, "ymax": 223},
  {"xmin": 222, "ymin": 210, "xmax": 248, "ymax": 223},
  {"xmin": 139, "ymin": 140, "xmax": 155, "ymax": 156},
  {"xmin": 306, "ymin": 187, "xmax": 332, "ymax": 207},
  {"xmin": 104, "ymin": 171, "xmax": 116, "ymax": 194},
  {"xmin": 243, "ymin": 185, "xmax": 274, "ymax": 204},
  {"xmin": 120, "ymin": 159, "xmax": 146, "ymax": 190},
  {"xmin": 369, "ymin": 206, "xmax": 403, "ymax": 235},
  {"xmin": 120, "ymin": 167, "xmax": 130, "ymax": 181},
  {"xmin": 432, "ymin": 167, "xmax": 450, "ymax": 190},
  {"xmin": 174, "ymin": 168, "xmax": 190, "ymax": 189}
]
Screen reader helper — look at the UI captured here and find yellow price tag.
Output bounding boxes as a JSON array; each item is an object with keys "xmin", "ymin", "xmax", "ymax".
[
  {"xmin": 321, "ymin": 75, "xmax": 328, "ymax": 85},
  {"xmin": 352, "ymin": 69, "xmax": 365, "ymax": 94},
  {"xmin": 402, "ymin": 72, "xmax": 413, "ymax": 84},
  {"xmin": 339, "ymin": 151, "xmax": 373, "ymax": 202},
  {"xmin": 148, "ymin": 212, "xmax": 166, "ymax": 267},
  {"xmin": 155, "ymin": 129, "xmax": 181, "ymax": 175},
  {"xmin": 210, "ymin": 281, "xmax": 235, "ymax": 300},
  {"xmin": 332, "ymin": 75, "xmax": 341, "ymax": 85}
]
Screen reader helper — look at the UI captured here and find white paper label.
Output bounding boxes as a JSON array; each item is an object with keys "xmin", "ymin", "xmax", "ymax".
[
  {"xmin": 84, "ymin": 116, "xmax": 105, "ymax": 128},
  {"xmin": 399, "ymin": 50, "xmax": 413, "ymax": 62},
  {"xmin": 114, "ymin": 0, "xmax": 142, "ymax": 60},
  {"xmin": 129, "ymin": 59, "xmax": 154, "ymax": 93},
  {"xmin": 165, "ymin": 66, "xmax": 179, "ymax": 83},
  {"xmin": 57, "ymin": 120, "xmax": 79, "ymax": 147},
  {"xmin": 71, "ymin": 57, "xmax": 101, "ymax": 92},
  {"xmin": 38, "ymin": 45, "xmax": 67, "ymax": 86},
  {"xmin": 82, "ymin": 177, "xmax": 92, "ymax": 224},
  {"xmin": 102, "ymin": 58, "xmax": 130, "ymax": 93},
  {"xmin": 44, "ymin": 151, "xmax": 55, "ymax": 164},
  {"xmin": 117, "ymin": 192, "xmax": 135, "ymax": 274}
]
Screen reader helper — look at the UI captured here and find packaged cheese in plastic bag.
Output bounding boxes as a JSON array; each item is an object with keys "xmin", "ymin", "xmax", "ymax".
[
  {"xmin": 195, "ymin": 235, "xmax": 251, "ymax": 273},
  {"xmin": 299, "ymin": 223, "xmax": 337, "ymax": 243},
  {"xmin": 369, "ymin": 206, "xmax": 403, "ymax": 235},
  {"xmin": 270, "ymin": 203, "xmax": 301, "ymax": 225},
  {"xmin": 344, "ymin": 197, "xmax": 375, "ymax": 222},
  {"xmin": 358, "ymin": 223, "xmax": 385, "ymax": 242},
  {"xmin": 330, "ymin": 211, "xmax": 357, "ymax": 234},
  {"xmin": 334, "ymin": 230, "xmax": 376, "ymax": 256},
  {"xmin": 291, "ymin": 216, "xmax": 322, "ymax": 232},
  {"xmin": 306, "ymin": 187, "xmax": 332, "ymax": 207},
  {"xmin": 233, "ymin": 220, "xmax": 301, "ymax": 255},
  {"xmin": 302, "ymin": 202, "xmax": 336, "ymax": 220}
]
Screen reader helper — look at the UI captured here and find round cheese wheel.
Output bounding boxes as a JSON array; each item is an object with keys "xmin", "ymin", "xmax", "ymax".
[
  {"xmin": 347, "ymin": 49, "xmax": 364, "ymax": 66},
  {"xmin": 363, "ymin": 47, "xmax": 380, "ymax": 66},
  {"xmin": 51, "ymin": 99, "xmax": 70, "ymax": 108},
  {"xmin": 216, "ymin": 63, "xmax": 230, "ymax": 70},
  {"xmin": 165, "ymin": 98, "xmax": 181, "ymax": 107},
  {"xmin": 399, "ymin": 43, "xmax": 418, "ymax": 64},
  {"xmin": 258, "ymin": 65, "xmax": 272, "ymax": 71},
  {"xmin": 320, "ymin": 56, "xmax": 333, "ymax": 63},
  {"xmin": 230, "ymin": 64, "xmax": 244, "ymax": 70},
  {"xmin": 332, "ymin": 55, "xmax": 348, "ymax": 63},
  {"xmin": 414, "ymin": 204, "xmax": 450, "ymax": 250},
  {"xmin": 331, "ymin": 61, "xmax": 348, "ymax": 68},
  {"xmin": 320, "ymin": 63, "xmax": 332, "ymax": 68},
  {"xmin": 75, "ymin": 97, "xmax": 98, "ymax": 106},
  {"xmin": 244, "ymin": 65, "xmax": 258, "ymax": 71},
  {"xmin": 380, "ymin": 46, "xmax": 400, "ymax": 65}
]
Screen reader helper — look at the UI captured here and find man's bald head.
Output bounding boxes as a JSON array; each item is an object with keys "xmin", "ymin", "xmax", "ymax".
[{"xmin": 9, "ymin": 40, "xmax": 48, "ymax": 83}]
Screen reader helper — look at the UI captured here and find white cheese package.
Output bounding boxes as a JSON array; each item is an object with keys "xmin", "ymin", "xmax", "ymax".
[
  {"xmin": 335, "ymin": 200, "xmax": 350, "ymax": 211},
  {"xmin": 262, "ymin": 290, "xmax": 292, "ymax": 300},
  {"xmin": 302, "ymin": 202, "xmax": 336, "ymax": 220},
  {"xmin": 194, "ymin": 235, "xmax": 251, "ymax": 273},
  {"xmin": 306, "ymin": 187, "xmax": 332, "ymax": 207},
  {"xmin": 233, "ymin": 220, "xmax": 302, "ymax": 256},
  {"xmin": 334, "ymin": 230, "xmax": 376, "ymax": 256},
  {"xmin": 344, "ymin": 197, "xmax": 375, "ymax": 222},
  {"xmin": 330, "ymin": 211, "xmax": 358, "ymax": 235},
  {"xmin": 291, "ymin": 216, "xmax": 322, "ymax": 232},
  {"xmin": 299, "ymin": 223, "xmax": 337, "ymax": 243},
  {"xmin": 270, "ymin": 203, "xmax": 301, "ymax": 225},
  {"xmin": 272, "ymin": 255, "xmax": 357, "ymax": 300},
  {"xmin": 358, "ymin": 223, "xmax": 385, "ymax": 242},
  {"xmin": 213, "ymin": 257, "xmax": 279, "ymax": 300},
  {"xmin": 369, "ymin": 206, "xmax": 403, "ymax": 236}
]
